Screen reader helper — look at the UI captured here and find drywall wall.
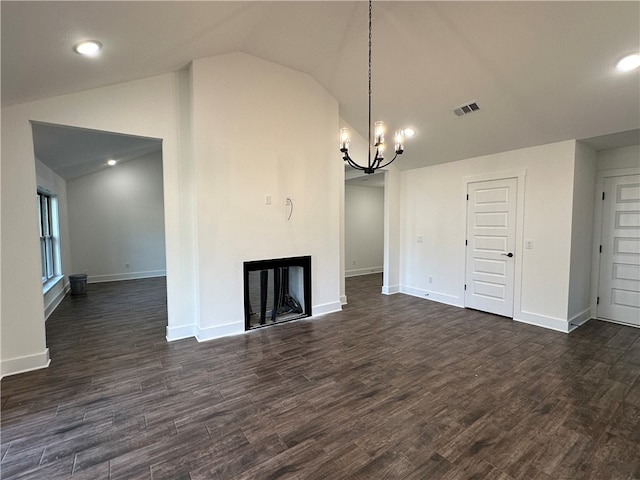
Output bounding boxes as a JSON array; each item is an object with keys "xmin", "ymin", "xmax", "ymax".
[
  {"xmin": 345, "ymin": 184, "xmax": 384, "ymax": 276},
  {"xmin": 384, "ymin": 164, "xmax": 402, "ymax": 295},
  {"xmin": 400, "ymin": 140, "xmax": 577, "ymax": 331},
  {"xmin": 189, "ymin": 52, "xmax": 342, "ymax": 340},
  {"xmin": 597, "ymin": 144, "xmax": 640, "ymax": 171},
  {"xmin": 568, "ymin": 142, "xmax": 597, "ymax": 325},
  {"xmin": 1, "ymin": 72, "xmax": 195, "ymax": 377},
  {"xmin": 1, "ymin": 52, "xmax": 345, "ymax": 375},
  {"xmin": 67, "ymin": 151, "xmax": 166, "ymax": 282},
  {"xmin": 35, "ymin": 158, "xmax": 73, "ymax": 318}
]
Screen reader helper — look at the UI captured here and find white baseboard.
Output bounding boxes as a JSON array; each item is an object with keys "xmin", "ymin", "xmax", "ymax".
[
  {"xmin": 568, "ymin": 308, "xmax": 592, "ymax": 331},
  {"xmin": 381, "ymin": 284, "xmax": 400, "ymax": 295},
  {"xmin": 340, "ymin": 295, "xmax": 348, "ymax": 305},
  {"xmin": 345, "ymin": 267, "xmax": 383, "ymax": 278},
  {"xmin": 44, "ymin": 284, "xmax": 70, "ymax": 320},
  {"xmin": 166, "ymin": 324, "xmax": 196, "ymax": 342},
  {"xmin": 196, "ymin": 322, "xmax": 244, "ymax": 342},
  {"xmin": 1, "ymin": 348, "xmax": 50, "ymax": 379},
  {"xmin": 88, "ymin": 270, "xmax": 166, "ymax": 284},
  {"xmin": 312, "ymin": 301, "xmax": 342, "ymax": 316},
  {"xmin": 400, "ymin": 285, "xmax": 463, "ymax": 307},
  {"xmin": 514, "ymin": 310, "xmax": 571, "ymax": 333}
]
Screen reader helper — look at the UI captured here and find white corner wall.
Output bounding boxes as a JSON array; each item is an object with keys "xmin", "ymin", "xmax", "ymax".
[
  {"xmin": 400, "ymin": 140, "xmax": 577, "ymax": 331},
  {"xmin": 189, "ymin": 52, "xmax": 342, "ymax": 340},
  {"xmin": 384, "ymin": 165, "xmax": 402, "ymax": 295},
  {"xmin": 345, "ymin": 184, "xmax": 384, "ymax": 277},
  {"xmin": 567, "ymin": 142, "xmax": 597, "ymax": 326},
  {"xmin": 1, "ymin": 73, "xmax": 196, "ymax": 377},
  {"xmin": 67, "ymin": 151, "xmax": 166, "ymax": 283}
]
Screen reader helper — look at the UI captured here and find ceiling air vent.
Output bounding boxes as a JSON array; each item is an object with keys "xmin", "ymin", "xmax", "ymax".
[{"xmin": 453, "ymin": 101, "xmax": 480, "ymax": 117}]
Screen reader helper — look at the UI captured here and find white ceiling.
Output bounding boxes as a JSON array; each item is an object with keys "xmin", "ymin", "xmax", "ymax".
[
  {"xmin": 31, "ymin": 122, "xmax": 162, "ymax": 180},
  {"xmin": 2, "ymin": 1, "xmax": 639, "ymax": 177}
]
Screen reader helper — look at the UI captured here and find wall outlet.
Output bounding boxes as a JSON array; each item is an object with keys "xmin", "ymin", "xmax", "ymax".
[
  {"xmin": 417, "ymin": 235, "xmax": 424, "ymax": 244},
  {"xmin": 428, "ymin": 276, "xmax": 433, "ymax": 284},
  {"xmin": 525, "ymin": 239, "xmax": 534, "ymax": 249},
  {"xmin": 352, "ymin": 260, "xmax": 356, "ymax": 266},
  {"xmin": 125, "ymin": 263, "xmax": 130, "ymax": 269},
  {"xmin": 265, "ymin": 195, "xmax": 272, "ymax": 205}
]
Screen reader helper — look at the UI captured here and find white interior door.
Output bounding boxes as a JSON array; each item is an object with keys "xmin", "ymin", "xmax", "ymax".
[
  {"xmin": 598, "ymin": 174, "xmax": 640, "ymax": 327},
  {"xmin": 465, "ymin": 178, "xmax": 517, "ymax": 317}
]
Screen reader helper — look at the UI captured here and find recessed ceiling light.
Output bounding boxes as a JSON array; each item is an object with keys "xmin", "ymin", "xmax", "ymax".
[
  {"xmin": 73, "ymin": 40, "xmax": 102, "ymax": 56},
  {"xmin": 616, "ymin": 53, "xmax": 640, "ymax": 72},
  {"xmin": 107, "ymin": 159, "xmax": 117, "ymax": 166},
  {"xmin": 403, "ymin": 128, "xmax": 416, "ymax": 137}
]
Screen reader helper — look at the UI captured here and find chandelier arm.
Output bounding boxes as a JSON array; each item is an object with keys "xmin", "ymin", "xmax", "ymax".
[
  {"xmin": 344, "ymin": 153, "xmax": 366, "ymax": 171},
  {"xmin": 376, "ymin": 153, "xmax": 400, "ymax": 170}
]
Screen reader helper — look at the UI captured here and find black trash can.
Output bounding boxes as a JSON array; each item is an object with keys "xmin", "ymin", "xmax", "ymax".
[{"xmin": 69, "ymin": 274, "xmax": 88, "ymax": 295}]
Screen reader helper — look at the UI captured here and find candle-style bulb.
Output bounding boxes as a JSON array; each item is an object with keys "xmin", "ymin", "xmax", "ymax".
[
  {"xmin": 339, "ymin": 128, "xmax": 350, "ymax": 152},
  {"xmin": 394, "ymin": 130, "xmax": 405, "ymax": 154},
  {"xmin": 374, "ymin": 121, "xmax": 384, "ymax": 146}
]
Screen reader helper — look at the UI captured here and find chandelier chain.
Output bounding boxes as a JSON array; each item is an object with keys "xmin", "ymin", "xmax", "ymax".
[
  {"xmin": 338, "ymin": 0, "xmax": 406, "ymax": 174},
  {"xmin": 368, "ymin": 0, "xmax": 373, "ymax": 165}
]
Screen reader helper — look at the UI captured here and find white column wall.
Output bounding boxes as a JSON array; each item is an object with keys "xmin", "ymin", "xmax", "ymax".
[
  {"xmin": 383, "ymin": 165, "xmax": 402, "ymax": 295},
  {"xmin": 399, "ymin": 140, "xmax": 577, "ymax": 331},
  {"xmin": 567, "ymin": 142, "xmax": 597, "ymax": 326},
  {"xmin": 190, "ymin": 53, "xmax": 342, "ymax": 340}
]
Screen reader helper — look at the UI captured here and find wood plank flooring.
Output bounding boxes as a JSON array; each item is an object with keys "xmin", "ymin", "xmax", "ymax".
[{"xmin": 2, "ymin": 274, "xmax": 639, "ymax": 479}]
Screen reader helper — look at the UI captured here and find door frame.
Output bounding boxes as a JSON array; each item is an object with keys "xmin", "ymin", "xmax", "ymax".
[
  {"xmin": 462, "ymin": 169, "xmax": 527, "ymax": 318},
  {"xmin": 590, "ymin": 166, "xmax": 640, "ymax": 323}
]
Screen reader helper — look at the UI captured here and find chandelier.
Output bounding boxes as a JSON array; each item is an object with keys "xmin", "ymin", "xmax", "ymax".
[{"xmin": 339, "ymin": 0, "xmax": 409, "ymax": 174}]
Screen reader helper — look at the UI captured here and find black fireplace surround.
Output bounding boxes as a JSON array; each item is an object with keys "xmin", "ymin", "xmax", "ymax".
[{"xmin": 243, "ymin": 255, "xmax": 311, "ymax": 330}]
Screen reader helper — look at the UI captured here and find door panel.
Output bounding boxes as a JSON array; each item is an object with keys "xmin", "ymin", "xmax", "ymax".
[
  {"xmin": 598, "ymin": 175, "xmax": 640, "ymax": 327},
  {"xmin": 465, "ymin": 178, "xmax": 517, "ymax": 317}
]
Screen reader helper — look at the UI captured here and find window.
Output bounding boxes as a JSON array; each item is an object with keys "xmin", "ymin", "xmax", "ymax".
[{"xmin": 37, "ymin": 190, "xmax": 60, "ymax": 285}]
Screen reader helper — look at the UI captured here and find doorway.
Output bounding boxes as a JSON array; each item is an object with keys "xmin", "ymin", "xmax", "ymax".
[
  {"xmin": 344, "ymin": 170, "xmax": 385, "ymax": 278},
  {"xmin": 32, "ymin": 122, "xmax": 167, "ymax": 329},
  {"xmin": 464, "ymin": 177, "xmax": 518, "ymax": 317},
  {"xmin": 597, "ymin": 173, "xmax": 640, "ymax": 327}
]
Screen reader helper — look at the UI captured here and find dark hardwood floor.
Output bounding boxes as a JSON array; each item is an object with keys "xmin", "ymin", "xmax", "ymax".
[{"xmin": 2, "ymin": 274, "xmax": 639, "ymax": 479}]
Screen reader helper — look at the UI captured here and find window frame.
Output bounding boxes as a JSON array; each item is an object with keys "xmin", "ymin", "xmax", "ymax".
[{"xmin": 37, "ymin": 189, "xmax": 61, "ymax": 288}]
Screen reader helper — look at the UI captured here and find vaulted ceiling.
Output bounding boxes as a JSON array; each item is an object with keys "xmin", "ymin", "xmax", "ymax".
[{"xmin": 2, "ymin": 1, "xmax": 639, "ymax": 176}]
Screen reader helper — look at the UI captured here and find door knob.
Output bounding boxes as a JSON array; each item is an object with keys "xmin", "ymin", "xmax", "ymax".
[{"xmin": 501, "ymin": 252, "xmax": 514, "ymax": 257}]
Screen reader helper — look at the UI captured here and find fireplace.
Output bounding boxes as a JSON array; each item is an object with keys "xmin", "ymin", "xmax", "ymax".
[{"xmin": 243, "ymin": 256, "xmax": 311, "ymax": 330}]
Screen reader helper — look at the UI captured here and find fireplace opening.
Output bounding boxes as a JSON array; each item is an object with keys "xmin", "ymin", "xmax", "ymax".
[{"xmin": 243, "ymin": 256, "xmax": 311, "ymax": 330}]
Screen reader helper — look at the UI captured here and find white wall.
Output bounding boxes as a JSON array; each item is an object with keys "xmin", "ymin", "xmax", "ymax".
[
  {"xmin": 35, "ymin": 158, "xmax": 73, "ymax": 318},
  {"xmin": 189, "ymin": 52, "xmax": 342, "ymax": 340},
  {"xmin": 345, "ymin": 184, "xmax": 384, "ymax": 276},
  {"xmin": 67, "ymin": 151, "xmax": 166, "ymax": 282},
  {"xmin": 597, "ymin": 144, "xmax": 640, "ymax": 171},
  {"xmin": 400, "ymin": 140, "xmax": 577, "ymax": 331},
  {"xmin": 568, "ymin": 142, "xmax": 597, "ymax": 325},
  {"xmin": 1, "ymin": 73, "xmax": 195, "ymax": 377},
  {"xmin": 384, "ymin": 165, "xmax": 402, "ymax": 295},
  {"xmin": 1, "ymin": 53, "xmax": 345, "ymax": 376}
]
